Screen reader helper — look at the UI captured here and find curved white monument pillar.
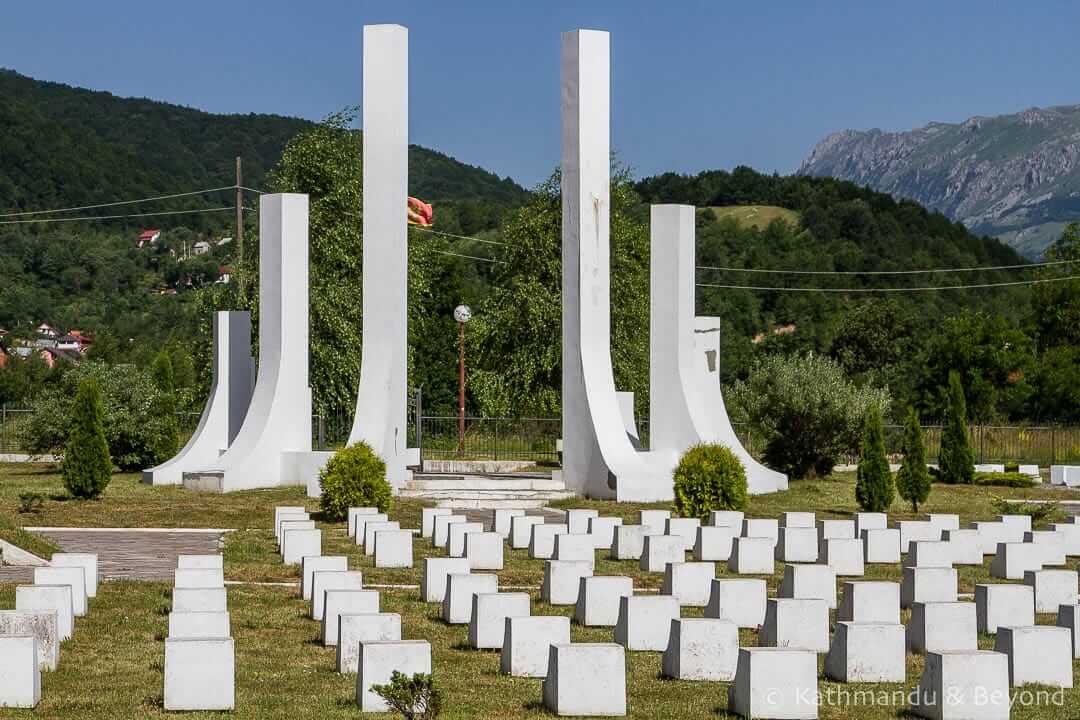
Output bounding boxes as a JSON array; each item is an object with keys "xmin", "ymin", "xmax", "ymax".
[
  {"xmin": 184, "ymin": 193, "xmax": 314, "ymax": 492},
  {"xmin": 560, "ymin": 29, "xmax": 676, "ymax": 501},
  {"xmin": 142, "ymin": 311, "xmax": 254, "ymax": 485},
  {"xmin": 348, "ymin": 23, "xmax": 417, "ymax": 491}
]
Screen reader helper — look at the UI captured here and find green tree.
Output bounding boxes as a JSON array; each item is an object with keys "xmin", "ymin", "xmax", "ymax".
[
  {"xmin": 151, "ymin": 351, "xmax": 179, "ymax": 461},
  {"xmin": 855, "ymin": 405, "xmax": 893, "ymax": 512},
  {"xmin": 895, "ymin": 407, "xmax": 931, "ymax": 512},
  {"xmin": 939, "ymin": 371, "xmax": 975, "ymax": 484},
  {"xmin": 62, "ymin": 377, "xmax": 112, "ymax": 498}
]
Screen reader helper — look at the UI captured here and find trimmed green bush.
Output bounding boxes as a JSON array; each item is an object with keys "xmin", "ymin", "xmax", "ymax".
[
  {"xmin": 973, "ymin": 472, "xmax": 1037, "ymax": 488},
  {"xmin": 938, "ymin": 371, "xmax": 974, "ymax": 484},
  {"xmin": 151, "ymin": 351, "xmax": 179, "ymax": 461},
  {"xmin": 895, "ymin": 407, "xmax": 931, "ymax": 513},
  {"xmin": 319, "ymin": 442, "xmax": 391, "ymax": 522},
  {"xmin": 372, "ymin": 671, "xmax": 442, "ymax": 720},
  {"xmin": 673, "ymin": 444, "xmax": 748, "ymax": 519},
  {"xmin": 855, "ymin": 406, "xmax": 893, "ymax": 512},
  {"xmin": 62, "ymin": 377, "xmax": 112, "ymax": 499},
  {"xmin": 992, "ymin": 498, "xmax": 1065, "ymax": 529}
]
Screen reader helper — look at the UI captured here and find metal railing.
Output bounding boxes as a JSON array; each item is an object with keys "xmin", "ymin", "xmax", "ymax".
[{"xmin": 418, "ymin": 416, "xmax": 562, "ymax": 463}]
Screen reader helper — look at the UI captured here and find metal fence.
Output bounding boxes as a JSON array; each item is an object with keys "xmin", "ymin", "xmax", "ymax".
[{"xmin": 418, "ymin": 416, "xmax": 562, "ymax": 463}]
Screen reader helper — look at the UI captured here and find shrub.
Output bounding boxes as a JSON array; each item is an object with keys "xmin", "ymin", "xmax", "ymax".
[
  {"xmin": 973, "ymin": 472, "xmax": 1038, "ymax": 488},
  {"xmin": 319, "ymin": 442, "xmax": 391, "ymax": 522},
  {"xmin": 730, "ymin": 353, "xmax": 890, "ymax": 479},
  {"xmin": 62, "ymin": 377, "xmax": 112, "ymax": 499},
  {"xmin": 895, "ymin": 408, "xmax": 931, "ymax": 513},
  {"xmin": 938, "ymin": 371, "xmax": 974, "ymax": 484},
  {"xmin": 17, "ymin": 492, "xmax": 44, "ymax": 514},
  {"xmin": 992, "ymin": 498, "xmax": 1065, "ymax": 528},
  {"xmin": 150, "ymin": 351, "xmax": 179, "ymax": 461},
  {"xmin": 1003, "ymin": 461, "xmax": 1019, "ymax": 473},
  {"xmin": 673, "ymin": 444, "xmax": 748, "ymax": 518},
  {"xmin": 371, "ymin": 671, "xmax": 442, "ymax": 720},
  {"xmin": 855, "ymin": 406, "xmax": 893, "ymax": 512}
]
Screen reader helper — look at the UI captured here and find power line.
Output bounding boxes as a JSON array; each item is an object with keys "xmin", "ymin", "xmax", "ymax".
[
  {"xmin": 695, "ymin": 275, "xmax": 1080, "ymax": 293},
  {"xmin": 428, "ymin": 249, "xmax": 506, "ymax": 265},
  {"xmin": 0, "ymin": 207, "xmax": 237, "ymax": 225},
  {"xmin": 237, "ymin": 186, "xmax": 266, "ymax": 195},
  {"xmin": 411, "ymin": 226, "xmax": 507, "ymax": 246},
  {"xmin": 695, "ymin": 259, "xmax": 1073, "ymax": 275},
  {"xmin": 0, "ymin": 186, "xmax": 239, "ymax": 218}
]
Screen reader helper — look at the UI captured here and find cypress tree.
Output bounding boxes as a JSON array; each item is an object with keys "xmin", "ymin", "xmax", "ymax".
[
  {"xmin": 939, "ymin": 371, "xmax": 974, "ymax": 484},
  {"xmin": 855, "ymin": 405, "xmax": 893, "ymax": 512},
  {"xmin": 62, "ymin": 377, "xmax": 112, "ymax": 498},
  {"xmin": 896, "ymin": 407, "xmax": 931, "ymax": 513},
  {"xmin": 151, "ymin": 351, "xmax": 179, "ymax": 460}
]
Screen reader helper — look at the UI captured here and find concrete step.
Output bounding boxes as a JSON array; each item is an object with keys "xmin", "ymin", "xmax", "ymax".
[
  {"xmin": 405, "ymin": 473, "xmax": 566, "ymax": 492},
  {"xmin": 401, "ymin": 471, "xmax": 573, "ymax": 509},
  {"xmin": 398, "ymin": 489, "xmax": 574, "ymax": 509}
]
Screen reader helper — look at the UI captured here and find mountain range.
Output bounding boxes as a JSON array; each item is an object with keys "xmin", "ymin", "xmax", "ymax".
[{"xmin": 798, "ymin": 104, "xmax": 1080, "ymax": 258}]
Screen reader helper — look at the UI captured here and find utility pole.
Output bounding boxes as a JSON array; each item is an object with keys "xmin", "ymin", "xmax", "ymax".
[
  {"xmin": 453, "ymin": 305, "xmax": 472, "ymax": 457},
  {"xmin": 235, "ymin": 156, "xmax": 244, "ymax": 297}
]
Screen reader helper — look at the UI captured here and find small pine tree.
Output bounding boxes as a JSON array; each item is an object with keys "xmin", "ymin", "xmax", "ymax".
[
  {"xmin": 896, "ymin": 407, "xmax": 931, "ymax": 512},
  {"xmin": 151, "ymin": 351, "xmax": 179, "ymax": 460},
  {"xmin": 939, "ymin": 371, "xmax": 974, "ymax": 484},
  {"xmin": 62, "ymin": 377, "xmax": 112, "ymax": 498},
  {"xmin": 855, "ymin": 405, "xmax": 893, "ymax": 512}
]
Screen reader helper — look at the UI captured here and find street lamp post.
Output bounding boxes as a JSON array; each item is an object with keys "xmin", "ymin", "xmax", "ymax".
[{"xmin": 453, "ymin": 305, "xmax": 472, "ymax": 457}]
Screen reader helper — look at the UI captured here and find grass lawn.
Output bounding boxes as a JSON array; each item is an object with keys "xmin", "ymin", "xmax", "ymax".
[
  {"xmin": 702, "ymin": 205, "xmax": 800, "ymax": 230},
  {"xmin": 1, "ymin": 463, "xmax": 1078, "ymax": 718}
]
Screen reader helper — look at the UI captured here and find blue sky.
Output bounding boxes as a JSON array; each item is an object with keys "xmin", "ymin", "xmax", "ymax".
[{"xmin": 3, "ymin": 1, "xmax": 1079, "ymax": 188}]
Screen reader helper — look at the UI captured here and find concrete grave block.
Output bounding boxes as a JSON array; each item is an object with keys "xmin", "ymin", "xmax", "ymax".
[
  {"xmin": 364, "ymin": 521, "xmax": 401, "ymax": 557},
  {"xmin": 274, "ymin": 505, "xmax": 306, "ymax": 532},
  {"xmin": 973, "ymin": 521, "xmax": 1011, "ymax": 555},
  {"xmin": 1056, "ymin": 604, "xmax": 1080, "ymax": 658},
  {"xmin": 0, "ymin": 636, "xmax": 40, "ymax": 708},
  {"xmin": 587, "ymin": 516, "xmax": 623, "ymax": 550},
  {"xmin": 177, "ymin": 555, "xmax": 223, "ymax": 570},
  {"xmin": 776, "ymin": 526, "xmax": 818, "ymax": 563},
  {"xmin": 1024, "ymin": 530, "xmax": 1066, "ymax": 566},
  {"xmin": 782, "ymin": 511, "xmax": 815, "ymax": 528},
  {"xmin": 421, "ymin": 508, "xmax": 453, "ymax": 539},
  {"xmin": 168, "ymin": 611, "xmax": 230, "ymax": 640},
  {"xmin": 665, "ymin": 517, "xmax": 701, "ymax": 551},
  {"xmin": 310, "ymin": 570, "xmax": 364, "ymax": 620},
  {"xmin": 348, "ymin": 507, "xmax": 380, "ymax": 538},
  {"xmin": 50, "ymin": 553, "xmax": 98, "ymax": 598},
  {"xmin": 468, "ymin": 592, "xmax": 531, "ymax": 649},
  {"xmin": 817, "ymin": 518, "xmax": 855, "ymax": 541},
  {"xmin": 994, "ymin": 626, "xmax": 1073, "ymax": 688},
  {"xmin": 420, "ymin": 557, "xmax": 470, "ymax": 603},
  {"xmin": 301, "ymin": 555, "xmax": 348, "ymax": 601},
  {"xmin": 356, "ymin": 640, "xmax": 431, "ymax": 712},
  {"xmin": 322, "ymin": 589, "xmax": 379, "ymax": 646},
  {"xmin": 447, "ymin": 521, "xmax": 483, "ymax": 558},
  {"xmin": 975, "ymin": 464, "xmax": 1005, "ymax": 473},
  {"xmin": 0, "ymin": 610, "xmax": 58, "ymax": 672},
  {"xmin": 615, "ymin": 595, "xmax": 680, "ymax": 651},
  {"xmin": 542, "ymin": 643, "xmax": 626, "ymax": 717},
  {"xmin": 33, "ymin": 566, "xmax": 86, "ymax": 617},
  {"xmin": 640, "ymin": 534, "xmax": 685, "ymax": 572},
  {"xmin": 501, "ymin": 616, "xmax": 571, "ymax": 677},
  {"xmin": 998, "ymin": 514, "xmax": 1031, "ymax": 541},
  {"xmin": 529, "ymin": 523, "xmax": 569, "ymax": 560},
  {"xmin": 164, "ymin": 637, "xmax": 235, "ymax": 711},
  {"xmin": 278, "ymin": 518, "xmax": 314, "ymax": 546},
  {"xmin": 899, "ymin": 520, "xmax": 941, "ymax": 553},
  {"xmin": 911, "ymin": 650, "xmax": 1009, "ymax": 720},
  {"xmin": 819, "ymin": 537, "xmax": 864, "ymax": 576},
  {"xmin": 432, "ymin": 514, "xmax": 466, "ymax": 549},
  {"xmin": 741, "ymin": 518, "xmax": 779, "ymax": 546},
  {"xmin": 728, "ymin": 647, "xmax": 817, "ymax": 720},
  {"xmin": 705, "ymin": 578, "xmax": 767, "ymax": 628},
  {"xmin": 854, "ymin": 512, "xmax": 887, "ymax": 537},
  {"xmin": 174, "ymin": 567, "xmax": 224, "ymax": 589},
  {"xmin": 493, "ymin": 508, "xmax": 526, "ymax": 538},
  {"xmin": 172, "ymin": 587, "xmax": 227, "ymax": 613},
  {"xmin": 553, "ymin": 532, "xmax": 595, "ymax": 568},
  {"xmin": 282, "ymin": 528, "xmax": 321, "ymax": 565},
  {"xmin": 1018, "ymin": 464, "xmax": 1040, "ymax": 480},
  {"xmin": 838, "ymin": 581, "xmax": 900, "ymax": 624},
  {"xmin": 927, "ymin": 514, "xmax": 960, "ymax": 533},
  {"xmin": 662, "ymin": 561, "xmax": 715, "ymax": 607},
  {"xmin": 612, "ymin": 524, "xmax": 659, "ymax": 560},
  {"xmin": 662, "ymin": 617, "xmax": 738, "ymax": 681},
  {"xmin": 574, "ymin": 575, "xmax": 633, "ymax": 627},
  {"xmin": 825, "ymin": 622, "xmax": 905, "ymax": 683},
  {"xmin": 353, "ymin": 513, "xmax": 389, "ymax": 546},
  {"xmin": 778, "ymin": 564, "xmax": 837, "ymax": 609},
  {"xmin": 728, "ymin": 537, "xmax": 774, "ymax": 575},
  {"xmin": 906, "ymin": 540, "xmax": 954, "ymax": 568},
  {"xmin": 1051, "ymin": 522, "xmax": 1080, "ymax": 556},
  {"xmin": 761, "ymin": 598, "xmax": 829, "ymax": 652},
  {"xmin": 337, "ymin": 613, "xmax": 401, "ymax": 674},
  {"xmin": 465, "ymin": 531, "xmax": 504, "ymax": 570},
  {"xmin": 565, "ymin": 508, "xmax": 599, "ymax": 535},
  {"xmin": 943, "ymin": 529, "xmax": 983, "ymax": 566},
  {"xmin": 1051, "ymin": 464, "xmax": 1080, "ymax": 486},
  {"xmin": 640, "ymin": 509, "xmax": 672, "ymax": 533},
  {"xmin": 374, "ymin": 529, "xmax": 413, "ymax": 568},
  {"xmin": 541, "ymin": 560, "xmax": 593, "ymax": 605},
  {"xmin": 509, "ymin": 515, "xmax": 545, "ymax": 549},
  {"xmin": 1023, "ymin": 569, "xmax": 1077, "ymax": 613},
  {"xmin": 989, "ymin": 542, "xmax": 1043, "ymax": 580},
  {"xmin": 695, "ymin": 525, "xmax": 737, "ymax": 562},
  {"xmin": 902, "ymin": 567, "xmax": 958, "ymax": 608},
  {"xmin": 907, "ymin": 601, "xmax": 977, "ymax": 654},
  {"xmin": 709, "ymin": 510, "xmax": 743, "ymax": 529},
  {"xmin": 975, "ymin": 584, "xmax": 1034, "ymax": 634},
  {"xmin": 862, "ymin": 528, "xmax": 901, "ymax": 564},
  {"xmin": 443, "ymin": 573, "xmax": 498, "ymax": 624},
  {"xmin": 15, "ymin": 585, "xmax": 73, "ymax": 641}
]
